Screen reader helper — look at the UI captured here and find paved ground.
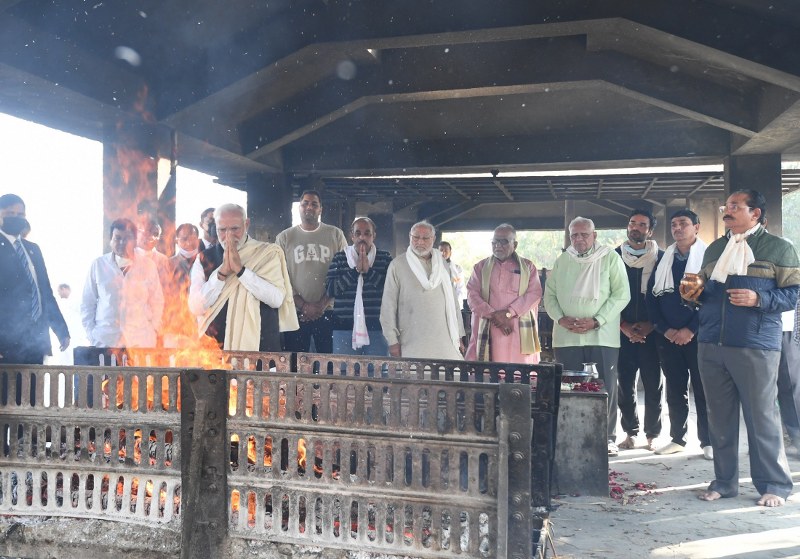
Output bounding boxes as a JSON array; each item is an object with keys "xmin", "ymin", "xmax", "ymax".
[{"xmin": 548, "ymin": 387, "xmax": 800, "ymax": 559}]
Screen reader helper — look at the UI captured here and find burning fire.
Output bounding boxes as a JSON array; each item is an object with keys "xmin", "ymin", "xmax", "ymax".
[{"xmin": 298, "ymin": 439, "xmax": 307, "ymax": 474}]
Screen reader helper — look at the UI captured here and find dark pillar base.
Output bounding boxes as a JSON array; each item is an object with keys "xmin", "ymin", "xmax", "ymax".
[{"xmin": 724, "ymin": 154, "xmax": 783, "ymax": 235}]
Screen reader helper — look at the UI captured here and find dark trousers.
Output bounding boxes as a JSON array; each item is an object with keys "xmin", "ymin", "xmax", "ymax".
[
  {"xmin": 555, "ymin": 345, "xmax": 618, "ymax": 441},
  {"xmin": 657, "ymin": 337, "xmax": 709, "ymax": 447},
  {"xmin": 777, "ymin": 331, "xmax": 800, "ymax": 442},
  {"xmin": 282, "ymin": 311, "xmax": 334, "ymax": 353},
  {"xmin": 617, "ymin": 334, "xmax": 662, "ymax": 438}
]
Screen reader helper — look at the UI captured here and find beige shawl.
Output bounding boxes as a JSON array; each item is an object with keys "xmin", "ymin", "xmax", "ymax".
[
  {"xmin": 476, "ymin": 254, "xmax": 540, "ymax": 361},
  {"xmin": 199, "ymin": 238, "xmax": 299, "ymax": 350}
]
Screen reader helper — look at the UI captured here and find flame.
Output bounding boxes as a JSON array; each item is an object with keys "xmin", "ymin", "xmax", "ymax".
[
  {"xmin": 247, "ymin": 436, "xmax": 257, "ymax": 467},
  {"xmin": 229, "ymin": 379, "xmax": 238, "ymax": 416},
  {"xmin": 231, "ymin": 489, "xmax": 240, "ymax": 513},
  {"xmin": 298, "ymin": 439, "xmax": 307, "ymax": 473}
]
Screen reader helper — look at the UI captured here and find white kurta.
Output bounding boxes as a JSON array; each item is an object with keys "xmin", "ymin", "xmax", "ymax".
[
  {"xmin": 81, "ymin": 253, "xmax": 164, "ymax": 348},
  {"xmin": 380, "ymin": 253, "xmax": 464, "ymax": 360}
]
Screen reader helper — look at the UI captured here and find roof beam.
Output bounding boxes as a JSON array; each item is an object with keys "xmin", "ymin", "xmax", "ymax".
[
  {"xmin": 282, "ymin": 123, "xmax": 731, "ymax": 174},
  {"xmin": 492, "ymin": 179, "xmax": 514, "ymax": 201},
  {"xmin": 587, "ymin": 199, "xmax": 635, "ymax": 217},
  {"xmin": 641, "ymin": 177, "xmax": 658, "ymax": 198},
  {"xmin": 241, "ymin": 34, "xmax": 763, "ymax": 158},
  {"xmin": 687, "ymin": 176, "xmax": 717, "ymax": 197},
  {"xmin": 443, "ymin": 180, "xmax": 473, "ymax": 201}
]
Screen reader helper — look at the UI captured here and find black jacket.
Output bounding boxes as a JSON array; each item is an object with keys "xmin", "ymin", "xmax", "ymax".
[{"xmin": 0, "ymin": 236, "xmax": 69, "ymax": 361}]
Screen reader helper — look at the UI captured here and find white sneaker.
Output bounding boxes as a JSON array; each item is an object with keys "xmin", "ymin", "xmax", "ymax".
[
  {"xmin": 703, "ymin": 446, "xmax": 714, "ymax": 460},
  {"xmin": 654, "ymin": 442, "xmax": 685, "ymax": 455},
  {"xmin": 608, "ymin": 441, "xmax": 619, "ymax": 457}
]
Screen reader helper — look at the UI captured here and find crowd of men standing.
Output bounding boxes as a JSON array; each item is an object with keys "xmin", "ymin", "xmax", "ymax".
[{"xmin": 1, "ymin": 188, "xmax": 798, "ymax": 507}]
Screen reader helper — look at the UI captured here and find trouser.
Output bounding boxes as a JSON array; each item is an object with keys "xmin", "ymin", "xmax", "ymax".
[
  {"xmin": 657, "ymin": 337, "xmax": 709, "ymax": 447},
  {"xmin": 698, "ymin": 343, "xmax": 793, "ymax": 499},
  {"xmin": 282, "ymin": 311, "xmax": 334, "ymax": 353},
  {"xmin": 332, "ymin": 329, "xmax": 389, "ymax": 356},
  {"xmin": 555, "ymin": 345, "xmax": 618, "ymax": 441},
  {"xmin": 777, "ymin": 331, "xmax": 800, "ymax": 442},
  {"xmin": 617, "ymin": 334, "xmax": 663, "ymax": 438}
]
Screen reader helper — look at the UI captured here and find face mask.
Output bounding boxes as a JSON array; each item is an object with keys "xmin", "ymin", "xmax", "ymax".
[
  {"xmin": 178, "ymin": 247, "xmax": 199, "ymax": 259},
  {"xmin": 1, "ymin": 215, "xmax": 29, "ymax": 237}
]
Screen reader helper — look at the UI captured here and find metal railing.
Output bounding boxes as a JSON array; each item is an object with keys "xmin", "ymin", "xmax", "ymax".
[
  {"xmin": 2, "ymin": 353, "xmax": 561, "ymax": 559},
  {"xmin": 0, "ymin": 365, "xmax": 182, "ymax": 525}
]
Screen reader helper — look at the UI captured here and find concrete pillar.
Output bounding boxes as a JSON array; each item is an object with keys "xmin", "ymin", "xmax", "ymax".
[
  {"xmin": 102, "ymin": 120, "xmax": 174, "ymax": 254},
  {"xmin": 245, "ymin": 173, "xmax": 292, "ymax": 242},
  {"xmin": 650, "ymin": 203, "xmax": 668, "ymax": 248},
  {"xmin": 724, "ymin": 154, "xmax": 783, "ymax": 236},
  {"xmin": 563, "ymin": 200, "xmax": 577, "ymax": 250},
  {"xmin": 688, "ymin": 197, "xmax": 724, "ymax": 245}
]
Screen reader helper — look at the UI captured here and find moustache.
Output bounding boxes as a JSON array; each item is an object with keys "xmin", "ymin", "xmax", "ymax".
[{"xmin": 722, "ymin": 215, "xmax": 733, "ymax": 221}]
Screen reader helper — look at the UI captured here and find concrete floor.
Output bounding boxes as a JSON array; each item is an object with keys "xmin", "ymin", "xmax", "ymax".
[{"xmin": 548, "ymin": 386, "xmax": 800, "ymax": 559}]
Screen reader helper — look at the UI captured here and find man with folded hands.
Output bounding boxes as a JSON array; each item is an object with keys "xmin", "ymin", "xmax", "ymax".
[
  {"xmin": 189, "ymin": 204, "xmax": 298, "ymax": 351},
  {"xmin": 646, "ymin": 209, "xmax": 712, "ymax": 460},
  {"xmin": 325, "ymin": 217, "xmax": 392, "ymax": 355}
]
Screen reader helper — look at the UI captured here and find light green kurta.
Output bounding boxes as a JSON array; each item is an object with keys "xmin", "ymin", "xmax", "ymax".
[
  {"xmin": 380, "ymin": 253, "xmax": 464, "ymax": 360},
  {"xmin": 543, "ymin": 249, "xmax": 630, "ymax": 348}
]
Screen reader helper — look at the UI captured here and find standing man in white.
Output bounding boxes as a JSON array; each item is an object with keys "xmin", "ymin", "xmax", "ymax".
[{"xmin": 380, "ymin": 221, "xmax": 464, "ymax": 360}]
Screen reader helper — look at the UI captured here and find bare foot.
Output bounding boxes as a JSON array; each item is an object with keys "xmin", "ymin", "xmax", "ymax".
[
  {"xmin": 698, "ymin": 490, "xmax": 722, "ymax": 501},
  {"xmin": 756, "ymin": 493, "xmax": 785, "ymax": 507}
]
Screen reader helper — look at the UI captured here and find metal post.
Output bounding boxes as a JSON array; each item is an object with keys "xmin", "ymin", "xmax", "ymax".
[
  {"xmin": 500, "ymin": 383, "xmax": 533, "ymax": 559},
  {"xmin": 180, "ymin": 370, "xmax": 228, "ymax": 559}
]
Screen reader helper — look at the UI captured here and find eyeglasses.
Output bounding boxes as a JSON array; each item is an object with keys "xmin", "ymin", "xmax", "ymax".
[
  {"xmin": 491, "ymin": 238, "xmax": 511, "ymax": 246},
  {"xmin": 718, "ymin": 204, "xmax": 752, "ymax": 214},
  {"xmin": 569, "ymin": 232, "xmax": 592, "ymax": 240}
]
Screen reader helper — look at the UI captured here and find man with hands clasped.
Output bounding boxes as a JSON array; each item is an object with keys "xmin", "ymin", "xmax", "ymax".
[
  {"xmin": 544, "ymin": 216, "xmax": 630, "ymax": 456},
  {"xmin": 325, "ymin": 217, "xmax": 392, "ymax": 355},
  {"xmin": 646, "ymin": 209, "xmax": 711, "ymax": 459},
  {"xmin": 189, "ymin": 204, "xmax": 298, "ymax": 352}
]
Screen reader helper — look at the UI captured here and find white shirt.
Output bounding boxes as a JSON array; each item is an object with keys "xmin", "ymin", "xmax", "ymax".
[
  {"xmin": 81, "ymin": 253, "xmax": 164, "ymax": 348},
  {"xmin": 444, "ymin": 259, "xmax": 466, "ymax": 301},
  {"xmin": 782, "ymin": 310, "xmax": 795, "ymax": 332},
  {"xmin": 187, "ymin": 247, "xmax": 285, "ymax": 317}
]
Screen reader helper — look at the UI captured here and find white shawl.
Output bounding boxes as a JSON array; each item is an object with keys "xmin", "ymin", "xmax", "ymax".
[
  {"xmin": 565, "ymin": 244, "xmax": 612, "ymax": 301},
  {"xmin": 710, "ymin": 224, "xmax": 760, "ymax": 283},
  {"xmin": 345, "ymin": 244, "xmax": 376, "ymax": 349},
  {"xmin": 620, "ymin": 240, "xmax": 660, "ymax": 294},
  {"xmin": 652, "ymin": 238, "xmax": 707, "ymax": 297},
  {"xmin": 405, "ymin": 246, "xmax": 461, "ymax": 352}
]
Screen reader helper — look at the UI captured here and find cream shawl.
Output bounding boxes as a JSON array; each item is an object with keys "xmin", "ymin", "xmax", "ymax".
[
  {"xmin": 620, "ymin": 240, "xmax": 660, "ymax": 294},
  {"xmin": 565, "ymin": 244, "xmax": 612, "ymax": 301},
  {"xmin": 199, "ymin": 238, "xmax": 299, "ymax": 350},
  {"xmin": 710, "ymin": 224, "xmax": 761, "ymax": 283}
]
